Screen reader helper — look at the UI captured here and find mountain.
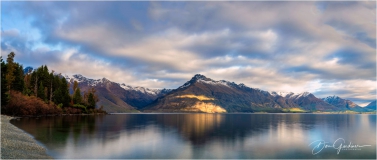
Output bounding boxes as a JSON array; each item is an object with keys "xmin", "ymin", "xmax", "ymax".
[
  {"xmin": 118, "ymin": 83, "xmax": 172, "ymax": 109},
  {"xmin": 271, "ymin": 91, "xmax": 339, "ymax": 111},
  {"xmin": 23, "ymin": 66, "xmax": 33, "ymax": 74},
  {"xmin": 321, "ymin": 95, "xmax": 368, "ymax": 111},
  {"xmin": 365, "ymin": 100, "xmax": 376, "ymax": 110},
  {"xmin": 65, "ymin": 74, "xmax": 172, "ymax": 113},
  {"xmin": 63, "ymin": 73, "xmax": 369, "ymax": 113},
  {"xmin": 144, "ymin": 74, "xmax": 341, "ymax": 113},
  {"xmin": 269, "ymin": 92, "xmax": 299, "ymax": 108}
]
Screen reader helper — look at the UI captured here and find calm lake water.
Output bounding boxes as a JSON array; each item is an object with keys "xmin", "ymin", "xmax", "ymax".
[{"xmin": 11, "ymin": 114, "xmax": 376, "ymax": 159}]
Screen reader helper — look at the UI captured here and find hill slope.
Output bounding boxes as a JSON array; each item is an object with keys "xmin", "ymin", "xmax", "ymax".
[{"xmin": 365, "ymin": 100, "xmax": 376, "ymax": 110}]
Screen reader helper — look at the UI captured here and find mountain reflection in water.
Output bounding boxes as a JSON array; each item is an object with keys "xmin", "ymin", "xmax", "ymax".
[{"xmin": 11, "ymin": 114, "xmax": 376, "ymax": 159}]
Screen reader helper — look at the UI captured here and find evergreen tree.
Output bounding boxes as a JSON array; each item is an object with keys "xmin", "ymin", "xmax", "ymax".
[
  {"xmin": 53, "ymin": 88, "xmax": 62, "ymax": 105},
  {"xmin": 87, "ymin": 93, "xmax": 96, "ymax": 109},
  {"xmin": 61, "ymin": 78, "xmax": 71, "ymax": 107},
  {"xmin": 73, "ymin": 87, "xmax": 82, "ymax": 104},
  {"xmin": 30, "ymin": 67, "xmax": 43, "ymax": 96},
  {"xmin": 5, "ymin": 52, "xmax": 15, "ymax": 93},
  {"xmin": 23, "ymin": 73, "xmax": 32, "ymax": 95},
  {"xmin": 1, "ymin": 52, "xmax": 105, "ymax": 114},
  {"xmin": 1, "ymin": 57, "xmax": 8, "ymax": 106},
  {"xmin": 38, "ymin": 82, "xmax": 45, "ymax": 100},
  {"xmin": 52, "ymin": 75, "xmax": 61, "ymax": 104},
  {"xmin": 49, "ymin": 72, "xmax": 54, "ymax": 103},
  {"xmin": 12, "ymin": 64, "xmax": 24, "ymax": 92}
]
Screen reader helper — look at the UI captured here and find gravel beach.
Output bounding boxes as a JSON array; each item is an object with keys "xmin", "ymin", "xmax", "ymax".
[{"xmin": 1, "ymin": 115, "xmax": 52, "ymax": 159}]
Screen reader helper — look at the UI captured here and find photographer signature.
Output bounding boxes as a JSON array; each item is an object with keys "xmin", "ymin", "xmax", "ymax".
[{"xmin": 309, "ymin": 138, "xmax": 372, "ymax": 155}]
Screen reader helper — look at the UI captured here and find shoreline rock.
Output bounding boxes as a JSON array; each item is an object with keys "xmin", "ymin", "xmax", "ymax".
[{"xmin": 1, "ymin": 115, "xmax": 53, "ymax": 159}]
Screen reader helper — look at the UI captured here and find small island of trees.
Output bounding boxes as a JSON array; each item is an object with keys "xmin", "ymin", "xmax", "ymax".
[{"xmin": 1, "ymin": 52, "xmax": 106, "ymax": 116}]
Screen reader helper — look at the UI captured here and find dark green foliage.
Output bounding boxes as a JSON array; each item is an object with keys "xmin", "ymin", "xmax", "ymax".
[
  {"xmin": 53, "ymin": 89, "xmax": 63, "ymax": 104},
  {"xmin": 87, "ymin": 92, "xmax": 96, "ymax": 109},
  {"xmin": 30, "ymin": 71, "xmax": 38, "ymax": 96},
  {"xmin": 38, "ymin": 82, "xmax": 46, "ymax": 100},
  {"xmin": 12, "ymin": 64, "xmax": 25, "ymax": 92},
  {"xmin": 1, "ymin": 57, "xmax": 8, "ymax": 106},
  {"xmin": 52, "ymin": 75, "xmax": 63, "ymax": 105},
  {"xmin": 73, "ymin": 87, "xmax": 82, "ymax": 104},
  {"xmin": 22, "ymin": 81, "xmax": 32, "ymax": 96},
  {"xmin": 51, "ymin": 75, "xmax": 71, "ymax": 107},
  {"xmin": 73, "ymin": 104, "xmax": 87, "ymax": 113},
  {"xmin": 60, "ymin": 78, "xmax": 71, "ymax": 107},
  {"xmin": 48, "ymin": 72, "xmax": 54, "ymax": 102}
]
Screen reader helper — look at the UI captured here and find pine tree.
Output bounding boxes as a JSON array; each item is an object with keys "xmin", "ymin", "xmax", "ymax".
[
  {"xmin": 12, "ymin": 64, "xmax": 24, "ymax": 92},
  {"xmin": 53, "ymin": 88, "xmax": 62, "ymax": 105},
  {"xmin": 49, "ymin": 72, "xmax": 54, "ymax": 103},
  {"xmin": 1, "ymin": 57, "xmax": 8, "ymax": 106},
  {"xmin": 87, "ymin": 93, "xmax": 96, "ymax": 109},
  {"xmin": 38, "ymin": 82, "xmax": 45, "ymax": 100},
  {"xmin": 73, "ymin": 87, "xmax": 82, "ymax": 104},
  {"xmin": 23, "ymin": 73, "xmax": 32, "ymax": 95},
  {"xmin": 61, "ymin": 78, "xmax": 71, "ymax": 107},
  {"xmin": 5, "ymin": 52, "xmax": 15, "ymax": 93}
]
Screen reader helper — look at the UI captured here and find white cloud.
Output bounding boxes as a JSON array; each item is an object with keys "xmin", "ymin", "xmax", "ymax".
[{"xmin": 2, "ymin": 1, "xmax": 375, "ymax": 104}]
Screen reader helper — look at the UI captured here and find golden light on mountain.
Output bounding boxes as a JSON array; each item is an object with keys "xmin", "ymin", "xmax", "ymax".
[
  {"xmin": 182, "ymin": 102, "xmax": 226, "ymax": 113},
  {"xmin": 175, "ymin": 95, "xmax": 215, "ymax": 101}
]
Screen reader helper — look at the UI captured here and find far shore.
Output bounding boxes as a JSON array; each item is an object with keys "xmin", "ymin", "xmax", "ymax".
[
  {"xmin": 3, "ymin": 112, "xmax": 108, "ymax": 118},
  {"xmin": 4, "ymin": 111, "xmax": 375, "ymax": 119},
  {"xmin": 1, "ymin": 115, "xmax": 52, "ymax": 159},
  {"xmin": 110, "ymin": 111, "xmax": 377, "ymax": 114}
]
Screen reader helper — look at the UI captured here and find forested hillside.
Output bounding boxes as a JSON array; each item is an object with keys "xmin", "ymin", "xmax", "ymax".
[{"xmin": 1, "ymin": 52, "xmax": 106, "ymax": 116}]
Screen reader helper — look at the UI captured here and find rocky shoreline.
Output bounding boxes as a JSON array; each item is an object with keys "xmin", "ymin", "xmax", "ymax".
[{"xmin": 1, "ymin": 115, "xmax": 52, "ymax": 159}]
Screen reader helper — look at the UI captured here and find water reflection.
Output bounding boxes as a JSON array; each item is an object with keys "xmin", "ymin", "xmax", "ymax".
[{"xmin": 11, "ymin": 114, "xmax": 376, "ymax": 159}]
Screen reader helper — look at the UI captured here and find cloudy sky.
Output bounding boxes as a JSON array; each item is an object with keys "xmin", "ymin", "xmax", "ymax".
[{"xmin": 1, "ymin": 1, "xmax": 376, "ymax": 105}]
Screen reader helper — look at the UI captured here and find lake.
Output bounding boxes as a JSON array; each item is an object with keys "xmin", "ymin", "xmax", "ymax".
[{"xmin": 11, "ymin": 114, "xmax": 376, "ymax": 159}]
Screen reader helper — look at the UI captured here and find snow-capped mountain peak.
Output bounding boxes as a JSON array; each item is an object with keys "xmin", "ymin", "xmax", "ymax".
[
  {"xmin": 197, "ymin": 79, "xmax": 233, "ymax": 87},
  {"xmin": 119, "ymin": 83, "xmax": 163, "ymax": 95},
  {"xmin": 179, "ymin": 74, "xmax": 261, "ymax": 90},
  {"xmin": 322, "ymin": 95, "xmax": 360, "ymax": 108},
  {"xmin": 270, "ymin": 91, "xmax": 312, "ymax": 99},
  {"xmin": 297, "ymin": 92, "xmax": 311, "ymax": 97},
  {"xmin": 322, "ymin": 95, "xmax": 339, "ymax": 101},
  {"xmin": 270, "ymin": 91, "xmax": 294, "ymax": 97},
  {"xmin": 65, "ymin": 74, "xmax": 170, "ymax": 95},
  {"xmin": 191, "ymin": 74, "xmax": 209, "ymax": 81},
  {"xmin": 288, "ymin": 92, "xmax": 313, "ymax": 99},
  {"xmin": 66, "ymin": 74, "xmax": 103, "ymax": 86},
  {"xmin": 72, "ymin": 74, "xmax": 87, "ymax": 82},
  {"xmin": 180, "ymin": 74, "xmax": 239, "ymax": 89}
]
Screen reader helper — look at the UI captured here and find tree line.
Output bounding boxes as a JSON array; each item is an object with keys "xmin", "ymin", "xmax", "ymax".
[{"xmin": 1, "ymin": 52, "xmax": 106, "ymax": 116}]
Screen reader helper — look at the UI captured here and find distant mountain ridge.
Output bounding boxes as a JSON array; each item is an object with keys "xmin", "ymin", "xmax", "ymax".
[
  {"xmin": 63, "ymin": 73, "xmax": 374, "ymax": 113},
  {"xmin": 269, "ymin": 91, "xmax": 339, "ymax": 111},
  {"xmin": 365, "ymin": 100, "xmax": 376, "ymax": 110},
  {"xmin": 322, "ymin": 95, "xmax": 360, "ymax": 108},
  {"xmin": 65, "ymin": 74, "xmax": 172, "ymax": 112}
]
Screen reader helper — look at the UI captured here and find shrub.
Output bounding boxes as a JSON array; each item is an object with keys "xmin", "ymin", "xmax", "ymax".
[
  {"xmin": 73, "ymin": 104, "xmax": 87, "ymax": 113},
  {"xmin": 64, "ymin": 107, "xmax": 82, "ymax": 114},
  {"xmin": 4, "ymin": 91, "xmax": 62, "ymax": 116}
]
